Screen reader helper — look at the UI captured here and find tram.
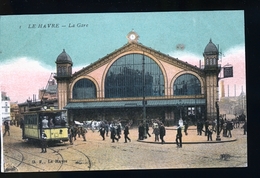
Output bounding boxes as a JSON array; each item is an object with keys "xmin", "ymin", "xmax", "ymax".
[{"xmin": 22, "ymin": 109, "xmax": 69, "ymax": 143}]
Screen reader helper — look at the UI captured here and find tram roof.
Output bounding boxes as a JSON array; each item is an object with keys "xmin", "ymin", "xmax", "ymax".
[
  {"xmin": 65, "ymin": 99, "xmax": 205, "ymax": 109},
  {"xmin": 22, "ymin": 109, "xmax": 67, "ymax": 114}
]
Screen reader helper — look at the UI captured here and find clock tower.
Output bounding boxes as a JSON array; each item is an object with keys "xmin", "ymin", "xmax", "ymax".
[
  {"xmin": 54, "ymin": 49, "xmax": 73, "ymax": 110},
  {"xmin": 203, "ymin": 39, "xmax": 221, "ymax": 120}
]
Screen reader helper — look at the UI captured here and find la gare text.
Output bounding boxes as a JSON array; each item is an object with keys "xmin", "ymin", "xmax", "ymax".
[{"xmin": 28, "ymin": 23, "xmax": 88, "ymax": 28}]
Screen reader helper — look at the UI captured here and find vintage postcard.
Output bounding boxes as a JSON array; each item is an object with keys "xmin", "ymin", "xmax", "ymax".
[{"xmin": 0, "ymin": 11, "xmax": 246, "ymax": 172}]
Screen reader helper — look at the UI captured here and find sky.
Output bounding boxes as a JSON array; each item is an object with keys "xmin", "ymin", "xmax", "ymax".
[{"xmin": 0, "ymin": 11, "xmax": 245, "ymax": 103}]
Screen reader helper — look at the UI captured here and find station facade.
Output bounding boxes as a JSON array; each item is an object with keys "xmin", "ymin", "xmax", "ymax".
[{"xmin": 54, "ymin": 31, "xmax": 221, "ymax": 126}]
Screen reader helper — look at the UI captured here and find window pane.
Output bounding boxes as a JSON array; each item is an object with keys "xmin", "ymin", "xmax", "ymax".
[
  {"xmin": 73, "ymin": 79, "xmax": 97, "ymax": 99},
  {"xmin": 105, "ymin": 54, "xmax": 164, "ymax": 98},
  {"xmin": 173, "ymin": 74, "xmax": 201, "ymax": 95}
]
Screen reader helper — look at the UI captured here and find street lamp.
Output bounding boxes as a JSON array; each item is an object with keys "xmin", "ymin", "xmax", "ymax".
[
  {"xmin": 142, "ymin": 53, "xmax": 147, "ymax": 139},
  {"xmin": 216, "ymin": 101, "xmax": 221, "ymax": 141}
]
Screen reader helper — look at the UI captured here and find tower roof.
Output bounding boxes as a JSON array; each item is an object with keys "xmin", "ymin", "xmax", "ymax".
[
  {"xmin": 56, "ymin": 49, "xmax": 73, "ymax": 64},
  {"xmin": 204, "ymin": 39, "xmax": 218, "ymax": 55}
]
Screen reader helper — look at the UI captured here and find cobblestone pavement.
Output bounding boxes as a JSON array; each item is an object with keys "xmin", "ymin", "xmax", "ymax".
[{"xmin": 2, "ymin": 124, "xmax": 247, "ymax": 172}]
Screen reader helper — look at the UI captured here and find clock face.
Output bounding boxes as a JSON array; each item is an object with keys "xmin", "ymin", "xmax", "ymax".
[{"xmin": 129, "ymin": 34, "xmax": 136, "ymax": 40}]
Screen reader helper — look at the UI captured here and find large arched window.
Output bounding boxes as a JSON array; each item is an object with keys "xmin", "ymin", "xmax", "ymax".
[
  {"xmin": 173, "ymin": 74, "xmax": 201, "ymax": 95},
  {"xmin": 105, "ymin": 53, "xmax": 164, "ymax": 98},
  {"xmin": 72, "ymin": 79, "xmax": 97, "ymax": 99}
]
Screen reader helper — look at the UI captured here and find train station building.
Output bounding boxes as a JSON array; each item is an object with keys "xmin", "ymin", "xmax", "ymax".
[{"xmin": 54, "ymin": 31, "xmax": 221, "ymax": 126}]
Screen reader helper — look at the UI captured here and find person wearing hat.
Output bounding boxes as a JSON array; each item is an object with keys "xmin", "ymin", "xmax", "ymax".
[
  {"xmin": 152, "ymin": 123, "xmax": 160, "ymax": 142},
  {"xmin": 159, "ymin": 123, "xmax": 166, "ymax": 144},
  {"xmin": 41, "ymin": 130, "xmax": 47, "ymax": 153},
  {"xmin": 176, "ymin": 124, "xmax": 182, "ymax": 148},
  {"xmin": 3, "ymin": 120, "xmax": 10, "ymax": 137},
  {"xmin": 123, "ymin": 124, "xmax": 131, "ymax": 143}
]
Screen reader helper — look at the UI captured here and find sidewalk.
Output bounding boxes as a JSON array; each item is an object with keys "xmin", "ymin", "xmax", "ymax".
[{"xmin": 137, "ymin": 126, "xmax": 237, "ymax": 144}]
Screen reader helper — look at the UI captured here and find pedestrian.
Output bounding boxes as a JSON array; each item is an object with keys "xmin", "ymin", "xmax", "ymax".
[
  {"xmin": 110, "ymin": 126, "xmax": 118, "ymax": 143},
  {"xmin": 105, "ymin": 123, "xmax": 109, "ymax": 137},
  {"xmin": 20, "ymin": 118, "xmax": 25, "ymax": 139},
  {"xmin": 138, "ymin": 123, "xmax": 144, "ymax": 140},
  {"xmin": 3, "ymin": 120, "xmax": 10, "ymax": 137},
  {"xmin": 241, "ymin": 120, "xmax": 247, "ymax": 135},
  {"xmin": 207, "ymin": 125, "xmax": 214, "ymax": 141},
  {"xmin": 76, "ymin": 125, "xmax": 81, "ymax": 138},
  {"xmin": 146, "ymin": 122, "xmax": 151, "ymax": 138},
  {"xmin": 183, "ymin": 120, "xmax": 188, "ymax": 135},
  {"xmin": 197, "ymin": 120, "xmax": 203, "ymax": 135},
  {"xmin": 152, "ymin": 123, "xmax": 160, "ymax": 142},
  {"xmin": 159, "ymin": 123, "xmax": 166, "ymax": 144},
  {"xmin": 80, "ymin": 127, "xmax": 87, "ymax": 141},
  {"xmin": 220, "ymin": 118, "xmax": 224, "ymax": 133},
  {"xmin": 176, "ymin": 124, "xmax": 182, "ymax": 148},
  {"xmin": 222, "ymin": 122, "xmax": 227, "ymax": 137},
  {"xmin": 99, "ymin": 126, "xmax": 106, "ymax": 140},
  {"xmin": 72, "ymin": 125, "xmax": 77, "ymax": 141},
  {"xmin": 116, "ymin": 122, "xmax": 121, "ymax": 139},
  {"xmin": 212, "ymin": 119, "xmax": 217, "ymax": 131},
  {"xmin": 204, "ymin": 120, "xmax": 209, "ymax": 136},
  {"xmin": 41, "ymin": 130, "xmax": 47, "ymax": 153},
  {"xmin": 123, "ymin": 124, "xmax": 131, "ymax": 143},
  {"xmin": 68, "ymin": 126, "xmax": 74, "ymax": 145},
  {"xmin": 226, "ymin": 121, "xmax": 233, "ymax": 138}
]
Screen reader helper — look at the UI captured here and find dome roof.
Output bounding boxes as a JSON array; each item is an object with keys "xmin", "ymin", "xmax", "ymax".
[
  {"xmin": 204, "ymin": 39, "xmax": 218, "ymax": 54},
  {"xmin": 56, "ymin": 49, "xmax": 73, "ymax": 64}
]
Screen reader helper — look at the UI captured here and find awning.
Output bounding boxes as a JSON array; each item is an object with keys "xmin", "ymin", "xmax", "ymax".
[{"xmin": 65, "ymin": 98, "xmax": 206, "ymax": 109}]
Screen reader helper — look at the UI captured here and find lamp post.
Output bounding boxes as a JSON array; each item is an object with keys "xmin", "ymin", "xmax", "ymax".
[
  {"xmin": 216, "ymin": 101, "xmax": 221, "ymax": 141},
  {"xmin": 142, "ymin": 53, "xmax": 147, "ymax": 139}
]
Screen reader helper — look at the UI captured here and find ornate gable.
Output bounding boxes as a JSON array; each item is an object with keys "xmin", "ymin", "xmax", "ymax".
[{"xmin": 72, "ymin": 42, "xmax": 203, "ymax": 81}]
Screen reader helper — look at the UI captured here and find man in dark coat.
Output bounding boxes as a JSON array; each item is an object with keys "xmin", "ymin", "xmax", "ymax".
[
  {"xmin": 159, "ymin": 123, "xmax": 166, "ymax": 144},
  {"xmin": 123, "ymin": 124, "xmax": 131, "ymax": 143},
  {"xmin": 242, "ymin": 120, "xmax": 247, "ymax": 135},
  {"xmin": 68, "ymin": 126, "xmax": 74, "ymax": 145},
  {"xmin": 116, "ymin": 122, "xmax": 121, "ymax": 139},
  {"xmin": 204, "ymin": 120, "xmax": 209, "ymax": 136},
  {"xmin": 41, "ymin": 131, "xmax": 47, "ymax": 153},
  {"xmin": 3, "ymin": 120, "xmax": 10, "ymax": 136},
  {"xmin": 183, "ymin": 120, "xmax": 188, "ymax": 135},
  {"xmin": 207, "ymin": 125, "xmax": 214, "ymax": 141},
  {"xmin": 176, "ymin": 124, "xmax": 182, "ymax": 148},
  {"xmin": 80, "ymin": 127, "xmax": 87, "ymax": 141},
  {"xmin": 138, "ymin": 123, "xmax": 144, "ymax": 140},
  {"xmin": 146, "ymin": 122, "xmax": 151, "ymax": 138},
  {"xmin": 99, "ymin": 126, "xmax": 106, "ymax": 140},
  {"xmin": 226, "ymin": 121, "xmax": 233, "ymax": 138},
  {"xmin": 197, "ymin": 120, "xmax": 203, "ymax": 135},
  {"xmin": 110, "ymin": 126, "xmax": 118, "ymax": 143}
]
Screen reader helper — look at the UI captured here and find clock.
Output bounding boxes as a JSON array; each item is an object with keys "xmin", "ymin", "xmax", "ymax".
[
  {"xmin": 129, "ymin": 34, "xmax": 136, "ymax": 40},
  {"xmin": 127, "ymin": 31, "xmax": 139, "ymax": 43}
]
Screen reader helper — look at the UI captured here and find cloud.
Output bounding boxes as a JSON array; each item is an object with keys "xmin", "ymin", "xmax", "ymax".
[{"xmin": 0, "ymin": 57, "xmax": 53, "ymax": 103}]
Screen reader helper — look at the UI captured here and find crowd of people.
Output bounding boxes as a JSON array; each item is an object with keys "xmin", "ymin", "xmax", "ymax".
[
  {"xmin": 67, "ymin": 120, "xmax": 133, "ymax": 145},
  {"xmin": 3, "ymin": 115, "xmax": 247, "ymax": 153}
]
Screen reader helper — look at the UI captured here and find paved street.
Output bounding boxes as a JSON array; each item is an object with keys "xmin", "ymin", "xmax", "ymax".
[{"xmin": 2, "ymin": 124, "xmax": 247, "ymax": 172}]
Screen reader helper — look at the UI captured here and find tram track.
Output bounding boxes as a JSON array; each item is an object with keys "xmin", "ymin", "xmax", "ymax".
[
  {"xmin": 3, "ymin": 145, "xmax": 45, "ymax": 171},
  {"xmin": 70, "ymin": 146, "xmax": 92, "ymax": 170},
  {"xmin": 3, "ymin": 137, "xmax": 92, "ymax": 172}
]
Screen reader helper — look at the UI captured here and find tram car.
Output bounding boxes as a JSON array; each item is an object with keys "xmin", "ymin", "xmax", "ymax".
[{"xmin": 22, "ymin": 109, "xmax": 69, "ymax": 143}]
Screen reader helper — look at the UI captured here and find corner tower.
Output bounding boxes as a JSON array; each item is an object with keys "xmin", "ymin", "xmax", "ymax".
[
  {"xmin": 54, "ymin": 49, "xmax": 73, "ymax": 110},
  {"xmin": 203, "ymin": 39, "xmax": 221, "ymax": 120}
]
